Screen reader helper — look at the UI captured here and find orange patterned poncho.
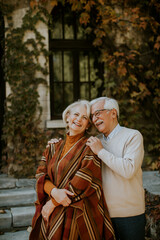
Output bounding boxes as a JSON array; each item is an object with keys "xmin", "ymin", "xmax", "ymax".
[{"xmin": 29, "ymin": 135, "xmax": 115, "ymax": 240}]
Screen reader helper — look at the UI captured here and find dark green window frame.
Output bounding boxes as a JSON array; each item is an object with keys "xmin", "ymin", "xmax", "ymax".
[{"xmin": 49, "ymin": 3, "xmax": 104, "ymax": 119}]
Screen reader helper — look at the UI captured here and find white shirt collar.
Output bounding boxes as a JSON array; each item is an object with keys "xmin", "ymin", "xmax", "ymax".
[{"xmin": 103, "ymin": 123, "xmax": 122, "ymax": 142}]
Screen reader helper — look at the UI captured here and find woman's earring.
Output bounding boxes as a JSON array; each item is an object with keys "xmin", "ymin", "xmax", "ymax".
[{"xmin": 86, "ymin": 124, "xmax": 90, "ymax": 130}]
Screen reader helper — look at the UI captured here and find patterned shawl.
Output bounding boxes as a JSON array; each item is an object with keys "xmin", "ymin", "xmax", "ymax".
[{"xmin": 29, "ymin": 135, "xmax": 115, "ymax": 240}]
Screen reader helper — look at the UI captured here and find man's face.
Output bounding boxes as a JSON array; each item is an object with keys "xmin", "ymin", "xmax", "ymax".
[{"xmin": 91, "ymin": 100, "xmax": 113, "ymax": 136}]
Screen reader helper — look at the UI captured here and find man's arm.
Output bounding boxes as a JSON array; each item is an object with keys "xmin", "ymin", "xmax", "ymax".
[
  {"xmin": 86, "ymin": 133, "xmax": 144, "ymax": 179},
  {"xmin": 46, "ymin": 138, "xmax": 61, "ymax": 148}
]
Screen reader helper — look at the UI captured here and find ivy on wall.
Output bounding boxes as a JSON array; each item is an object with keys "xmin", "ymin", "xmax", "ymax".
[
  {"xmin": 1, "ymin": 3, "xmax": 51, "ymax": 177},
  {"xmin": 34, "ymin": 0, "xmax": 160, "ymax": 170},
  {"xmin": 1, "ymin": 0, "xmax": 160, "ymax": 177},
  {"xmin": 65, "ymin": 0, "xmax": 160, "ymax": 170}
]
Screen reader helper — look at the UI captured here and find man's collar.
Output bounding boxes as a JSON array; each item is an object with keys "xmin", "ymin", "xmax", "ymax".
[{"xmin": 103, "ymin": 123, "xmax": 121, "ymax": 141}]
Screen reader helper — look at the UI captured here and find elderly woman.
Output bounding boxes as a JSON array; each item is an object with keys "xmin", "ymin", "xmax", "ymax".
[{"xmin": 29, "ymin": 100, "xmax": 115, "ymax": 240}]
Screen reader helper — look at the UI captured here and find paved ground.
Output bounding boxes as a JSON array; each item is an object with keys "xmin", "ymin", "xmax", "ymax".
[
  {"xmin": 0, "ymin": 230, "xmax": 29, "ymax": 240},
  {"xmin": 143, "ymin": 171, "xmax": 160, "ymax": 195}
]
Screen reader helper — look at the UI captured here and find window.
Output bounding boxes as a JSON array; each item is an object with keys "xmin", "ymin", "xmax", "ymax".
[{"xmin": 49, "ymin": 3, "xmax": 104, "ymax": 119}]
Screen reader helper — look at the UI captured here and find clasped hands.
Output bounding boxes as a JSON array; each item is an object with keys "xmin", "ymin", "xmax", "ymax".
[{"xmin": 42, "ymin": 188, "xmax": 74, "ymax": 222}]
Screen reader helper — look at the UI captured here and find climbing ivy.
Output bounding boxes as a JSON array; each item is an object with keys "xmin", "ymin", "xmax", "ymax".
[
  {"xmin": 66, "ymin": 0, "xmax": 160, "ymax": 170},
  {"xmin": 1, "ymin": 2, "xmax": 51, "ymax": 177},
  {"xmin": 1, "ymin": 0, "xmax": 160, "ymax": 177}
]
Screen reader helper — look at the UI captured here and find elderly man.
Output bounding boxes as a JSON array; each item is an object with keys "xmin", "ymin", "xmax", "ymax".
[{"xmin": 86, "ymin": 97, "xmax": 145, "ymax": 240}]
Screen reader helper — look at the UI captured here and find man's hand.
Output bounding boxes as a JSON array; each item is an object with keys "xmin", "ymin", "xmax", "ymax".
[
  {"xmin": 42, "ymin": 199, "xmax": 55, "ymax": 222},
  {"xmin": 51, "ymin": 188, "xmax": 74, "ymax": 207},
  {"xmin": 86, "ymin": 136, "xmax": 103, "ymax": 155},
  {"xmin": 46, "ymin": 138, "xmax": 61, "ymax": 148}
]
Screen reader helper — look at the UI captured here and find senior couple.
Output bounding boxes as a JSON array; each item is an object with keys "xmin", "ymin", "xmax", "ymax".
[{"xmin": 29, "ymin": 97, "xmax": 145, "ymax": 240}]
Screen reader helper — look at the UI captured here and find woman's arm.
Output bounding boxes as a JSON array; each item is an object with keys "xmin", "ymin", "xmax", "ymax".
[{"xmin": 65, "ymin": 147, "xmax": 102, "ymax": 203}]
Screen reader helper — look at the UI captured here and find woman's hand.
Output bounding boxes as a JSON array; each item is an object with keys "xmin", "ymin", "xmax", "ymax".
[
  {"xmin": 42, "ymin": 199, "xmax": 55, "ymax": 222},
  {"xmin": 51, "ymin": 188, "xmax": 74, "ymax": 207}
]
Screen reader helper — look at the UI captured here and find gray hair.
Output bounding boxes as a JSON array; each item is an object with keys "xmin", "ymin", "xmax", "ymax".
[
  {"xmin": 62, "ymin": 100, "xmax": 91, "ymax": 128},
  {"xmin": 90, "ymin": 97, "xmax": 119, "ymax": 118}
]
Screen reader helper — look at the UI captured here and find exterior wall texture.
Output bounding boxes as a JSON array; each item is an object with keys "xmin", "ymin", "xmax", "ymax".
[{"xmin": 4, "ymin": 5, "xmax": 52, "ymax": 129}]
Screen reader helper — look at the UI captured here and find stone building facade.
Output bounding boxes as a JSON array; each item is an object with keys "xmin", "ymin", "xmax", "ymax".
[{"xmin": 1, "ymin": 0, "xmax": 105, "ymax": 134}]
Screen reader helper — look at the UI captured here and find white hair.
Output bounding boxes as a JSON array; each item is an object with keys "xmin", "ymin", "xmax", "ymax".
[
  {"xmin": 90, "ymin": 97, "xmax": 119, "ymax": 117},
  {"xmin": 62, "ymin": 100, "xmax": 91, "ymax": 128}
]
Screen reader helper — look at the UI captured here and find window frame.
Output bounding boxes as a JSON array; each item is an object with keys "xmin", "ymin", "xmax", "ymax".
[{"xmin": 49, "ymin": 3, "xmax": 104, "ymax": 120}]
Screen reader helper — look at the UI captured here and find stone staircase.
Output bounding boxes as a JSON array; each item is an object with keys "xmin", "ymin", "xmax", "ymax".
[{"xmin": 0, "ymin": 174, "xmax": 36, "ymax": 240}]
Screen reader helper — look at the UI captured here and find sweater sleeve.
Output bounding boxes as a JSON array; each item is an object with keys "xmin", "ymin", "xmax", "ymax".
[
  {"xmin": 44, "ymin": 179, "xmax": 56, "ymax": 196},
  {"xmin": 44, "ymin": 179, "xmax": 60, "ymax": 206},
  {"xmin": 98, "ymin": 131, "xmax": 144, "ymax": 179}
]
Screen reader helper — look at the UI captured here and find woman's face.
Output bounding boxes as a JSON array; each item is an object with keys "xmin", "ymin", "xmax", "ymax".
[{"xmin": 67, "ymin": 105, "xmax": 90, "ymax": 136}]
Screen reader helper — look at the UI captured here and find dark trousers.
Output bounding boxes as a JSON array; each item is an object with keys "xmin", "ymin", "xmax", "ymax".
[{"xmin": 111, "ymin": 213, "xmax": 146, "ymax": 240}]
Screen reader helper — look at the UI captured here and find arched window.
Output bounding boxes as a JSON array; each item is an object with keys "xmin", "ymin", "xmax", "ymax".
[{"xmin": 49, "ymin": 3, "xmax": 104, "ymax": 119}]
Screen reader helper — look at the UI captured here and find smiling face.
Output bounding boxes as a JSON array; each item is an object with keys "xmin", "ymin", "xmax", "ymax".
[
  {"xmin": 67, "ymin": 104, "xmax": 90, "ymax": 136},
  {"xmin": 91, "ymin": 100, "xmax": 118, "ymax": 137}
]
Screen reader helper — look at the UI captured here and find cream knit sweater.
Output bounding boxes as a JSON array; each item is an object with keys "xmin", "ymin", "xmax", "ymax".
[{"xmin": 98, "ymin": 127, "xmax": 145, "ymax": 218}]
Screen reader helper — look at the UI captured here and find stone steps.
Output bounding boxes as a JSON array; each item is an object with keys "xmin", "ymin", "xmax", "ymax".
[
  {"xmin": 0, "ymin": 229, "xmax": 30, "ymax": 240},
  {"xmin": 0, "ymin": 206, "xmax": 35, "ymax": 230},
  {"xmin": 0, "ymin": 188, "xmax": 36, "ymax": 208},
  {"xmin": 0, "ymin": 174, "xmax": 36, "ymax": 233},
  {"xmin": 0, "ymin": 175, "xmax": 36, "ymax": 190}
]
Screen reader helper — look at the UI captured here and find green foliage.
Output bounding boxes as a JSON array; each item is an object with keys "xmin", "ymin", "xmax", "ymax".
[{"xmin": 2, "ymin": 4, "xmax": 51, "ymax": 177}]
